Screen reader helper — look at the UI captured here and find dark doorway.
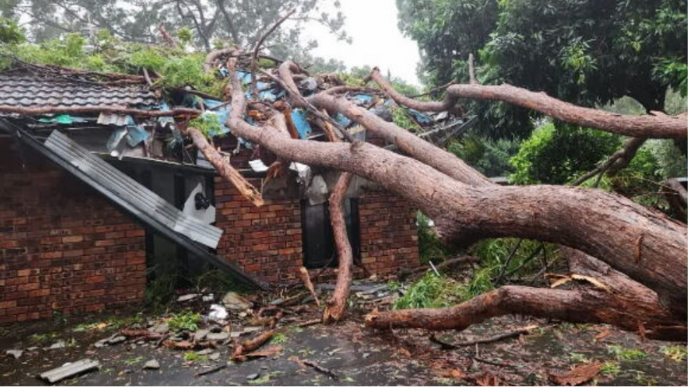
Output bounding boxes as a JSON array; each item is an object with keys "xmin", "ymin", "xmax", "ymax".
[{"xmin": 301, "ymin": 199, "xmax": 360, "ymax": 269}]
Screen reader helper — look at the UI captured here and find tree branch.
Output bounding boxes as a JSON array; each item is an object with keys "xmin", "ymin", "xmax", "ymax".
[
  {"xmin": 365, "ymin": 285, "xmax": 684, "ymax": 341},
  {"xmin": 250, "ymin": 9, "xmax": 296, "ymax": 100},
  {"xmin": 322, "ymin": 171, "xmax": 354, "ymax": 323},
  {"xmin": 187, "ymin": 128, "xmax": 264, "ymax": 207},
  {"xmin": 570, "ymin": 137, "xmax": 647, "ymax": 186},
  {"xmin": 367, "ymin": 68, "xmax": 687, "ymax": 139}
]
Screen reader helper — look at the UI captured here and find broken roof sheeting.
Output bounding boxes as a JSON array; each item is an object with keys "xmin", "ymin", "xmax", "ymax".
[
  {"xmin": 0, "ymin": 73, "xmax": 159, "ymax": 108},
  {"xmin": 44, "ymin": 130, "xmax": 222, "ymax": 249},
  {"xmin": 0, "ymin": 120, "xmax": 264, "ymax": 289}
]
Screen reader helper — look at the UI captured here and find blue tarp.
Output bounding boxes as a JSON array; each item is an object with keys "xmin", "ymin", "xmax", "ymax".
[{"xmin": 290, "ymin": 109, "xmax": 313, "ymax": 139}]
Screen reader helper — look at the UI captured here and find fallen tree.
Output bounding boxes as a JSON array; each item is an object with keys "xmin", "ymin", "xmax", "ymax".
[
  {"xmin": 216, "ymin": 55, "xmax": 686, "ymax": 338},
  {"xmin": 5, "ymin": 32, "xmax": 683, "ymax": 339}
]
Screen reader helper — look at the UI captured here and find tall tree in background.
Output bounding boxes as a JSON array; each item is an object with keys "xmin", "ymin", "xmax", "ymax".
[
  {"xmin": 397, "ymin": 0, "xmax": 687, "ymax": 138},
  {"xmin": 0, "ymin": 0, "xmax": 349, "ymax": 69}
]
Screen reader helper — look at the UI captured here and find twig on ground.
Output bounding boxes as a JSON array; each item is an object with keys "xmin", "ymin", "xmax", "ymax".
[{"xmin": 430, "ymin": 325, "xmax": 538, "ymax": 349}]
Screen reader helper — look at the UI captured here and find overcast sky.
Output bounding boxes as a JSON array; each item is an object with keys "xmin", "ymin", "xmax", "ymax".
[{"xmin": 301, "ymin": 0, "xmax": 422, "ymax": 86}]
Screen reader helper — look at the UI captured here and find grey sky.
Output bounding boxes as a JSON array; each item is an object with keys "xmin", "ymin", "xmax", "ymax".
[{"xmin": 301, "ymin": 0, "xmax": 422, "ymax": 86}]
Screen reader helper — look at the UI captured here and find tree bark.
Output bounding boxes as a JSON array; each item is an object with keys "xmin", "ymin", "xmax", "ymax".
[
  {"xmin": 364, "ymin": 285, "xmax": 685, "ymax": 341},
  {"xmin": 322, "ymin": 172, "xmax": 354, "ymax": 323},
  {"xmin": 226, "ymin": 115, "xmax": 687, "ymax": 313},
  {"xmin": 225, "ymin": 59, "xmax": 687, "ymax": 330},
  {"xmin": 187, "ymin": 128, "xmax": 264, "ymax": 207},
  {"xmin": 367, "ymin": 68, "xmax": 687, "ymax": 139}
]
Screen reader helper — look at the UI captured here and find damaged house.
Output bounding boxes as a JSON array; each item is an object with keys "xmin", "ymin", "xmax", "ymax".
[{"xmin": 0, "ymin": 59, "xmax": 473, "ymax": 323}]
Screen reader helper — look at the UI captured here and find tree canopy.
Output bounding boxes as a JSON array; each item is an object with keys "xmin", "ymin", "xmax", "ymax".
[
  {"xmin": 397, "ymin": 0, "xmax": 687, "ymax": 138},
  {"xmin": 0, "ymin": 0, "xmax": 349, "ymax": 70}
]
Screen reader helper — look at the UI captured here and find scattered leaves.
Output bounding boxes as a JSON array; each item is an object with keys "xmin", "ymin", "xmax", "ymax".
[{"xmin": 551, "ymin": 362, "xmax": 602, "ymax": 386}]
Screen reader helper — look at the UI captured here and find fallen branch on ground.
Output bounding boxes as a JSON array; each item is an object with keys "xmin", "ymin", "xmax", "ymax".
[
  {"xmin": 365, "ymin": 286, "xmax": 685, "ymax": 341},
  {"xmin": 298, "ymin": 267, "xmax": 321, "ymax": 308},
  {"xmin": 430, "ymin": 325, "xmax": 538, "ymax": 349},
  {"xmin": 231, "ymin": 330, "xmax": 274, "ymax": 362}
]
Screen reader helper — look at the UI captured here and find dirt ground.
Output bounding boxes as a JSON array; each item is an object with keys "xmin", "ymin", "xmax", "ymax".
[{"xmin": 0, "ymin": 297, "xmax": 685, "ymax": 387}]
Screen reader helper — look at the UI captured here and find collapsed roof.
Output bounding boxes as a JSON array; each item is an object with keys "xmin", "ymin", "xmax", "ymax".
[{"xmin": 0, "ymin": 53, "xmax": 475, "ymax": 289}]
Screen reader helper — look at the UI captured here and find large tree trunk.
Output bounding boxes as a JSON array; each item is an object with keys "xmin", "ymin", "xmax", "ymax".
[{"xmin": 223, "ymin": 59, "xmax": 687, "ymax": 335}]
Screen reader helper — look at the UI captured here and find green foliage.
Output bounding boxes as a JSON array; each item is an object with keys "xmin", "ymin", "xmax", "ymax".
[
  {"xmin": 248, "ymin": 371, "xmax": 283, "ymax": 385},
  {"xmin": 447, "ymin": 134, "xmax": 521, "ymax": 177},
  {"xmin": 660, "ymin": 345, "xmax": 687, "ymax": 362},
  {"xmin": 393, "ymin": 267, "xmax": 497, "ymax": 310},
  {"xmin": 168, "ymin": 311, "xmax": 201, "ymax": 332},
  {"xmin": 123, "ymin": 356, "xmax": 145, "ymax": 366},
  {"xmin": 600, "ymin": 362, "xmax": 621, "ymax": 375},
  {"xmin": 509, "ymin": 122, "xmax": 620, "ymax": 185},
  {"xmin": 29, "ymin": 332, "xmax": 58, "ymax": 343},
  {"xmin": 0, "ymin": 17, "xmax": 24, "ymax": 44},
  {"xmin": 386, "ymin": 281, "xmax": 401, "ymax": 292},
  {"xmin": 271, "ymin": 332, "xmax": 288, "ymax": 344},
  {"xmin": 2, "ymin": 0, "xmax": 348, "ymax": 63},
  {"xmin": 145, "ymin": 257, "xmax": 181, "ymax": 307},
  {"xmin": 175, "ymin": 27, "xmax": 193, "ymax": 48},
  {"xmin": 190, "ymin": 112, "xmax": 223, "ymax": 137},
  {"xmin": 183, "ymin": 351, "xmax": 208, "ymax": 362},
  {"xmin": 608, "ymin": 146, "xmax": 665, "ymax": 208},
  {"xmin": 607, "ymin": 344, "xmax": 647, "ymax": 361},
  {"xmin": 391, "ymin": 106, "xmax": 420, "ymax": 132},
  {"xmin": 393, "ymin": 272, "xmax": 467, "ymax": 310},
  {"xmin": 469, "ymin": 238, "xmax": 558, "ymax": 279},
  {"xmin": 398, "ymin": 0, "xmax": 686, "ymax": 138},
  {"xmin": 646, "ymin": 139, "xmax": 686, "ymax": 180},
  {"xmin": 416, "ymin": 212, "xmax": 457, "ymax": 265},
  {"xmin": 193, "ymin": 269, "xmax": 248, "ymax": 294},
  {"xmin": 3, "ymin": 34, "xmax": 226, "ymax": 96}
]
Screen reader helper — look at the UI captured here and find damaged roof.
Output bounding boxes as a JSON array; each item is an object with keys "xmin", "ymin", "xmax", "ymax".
[{"xmin": 0, "ymin": 72, "xmax": 159, "ymax": 108}]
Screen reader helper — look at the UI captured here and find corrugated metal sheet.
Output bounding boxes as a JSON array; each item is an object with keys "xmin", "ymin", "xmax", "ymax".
[
  {"xmin": 0, "ymin": 73, "xmax": 159, "ymax": 108},
  {"xmin": 97, "ymin": 112, "xmax": 130, "ymax": 126},
  {"xmin": 39, "ymin": 359, "xmax": 101, "ymax": 383},
  {"xmin": 0, "ymin": 119, "xmax": 264, "ymax": 289},
  {"xmin": 44, "ymin": 130, "xmax": 222, "ymax": 249}
]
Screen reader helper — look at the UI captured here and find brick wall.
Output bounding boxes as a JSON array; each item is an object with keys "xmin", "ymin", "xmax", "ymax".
[
  {"xmin": 0, "ymin": 140, "xmax": 146, "ymax": 324},
  {"xmin": 215, "ymin": 177, "xmax": 420, "ymax": 283},
  {"xmin": 359, "ymin": 190, "xmax": 420, "ymax": 275},
  {"xmin": 215, "ymin": 177, "xmax": 304, "ymax": 282}
]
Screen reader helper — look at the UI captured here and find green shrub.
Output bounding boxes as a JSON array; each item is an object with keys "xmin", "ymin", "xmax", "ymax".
[
  {"xmin": 509, "ymin": 121, "xmax": 620, "ymax": 185},
  {"xmin": 393, "ymin": 272, "xmax": 465, "ymax": 310},
  {"xmin": 168, "ymin": 311, "xmax": 201, "ymax": 331},
  {"xmin": 469, "ymin": 238, "xmax": 559, "ymax": 280},
  {"xmin": 447, "ymin": 134, "xmax": 521, "ymax": 177},
  {"xmin": 607, "ymin": 345, "xmax": 647, "ymax": 361},
  {"xmin": 416, "ymin": 212, "xmax": 457, "ymax": 265}
]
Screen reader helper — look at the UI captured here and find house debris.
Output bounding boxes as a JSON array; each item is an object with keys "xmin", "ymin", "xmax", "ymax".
[
  {"xmin": 38, "ymin": 359, "xmax": 101, "ymax": 384},
  {"xmin": 0, "ymin": 48, "xmax": 467, "ymax": 323}
]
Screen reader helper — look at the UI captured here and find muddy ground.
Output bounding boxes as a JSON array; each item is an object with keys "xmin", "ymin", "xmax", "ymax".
[{"xmin": 0, "ymin": 289, "xmax": 686, "ymax": 386}]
